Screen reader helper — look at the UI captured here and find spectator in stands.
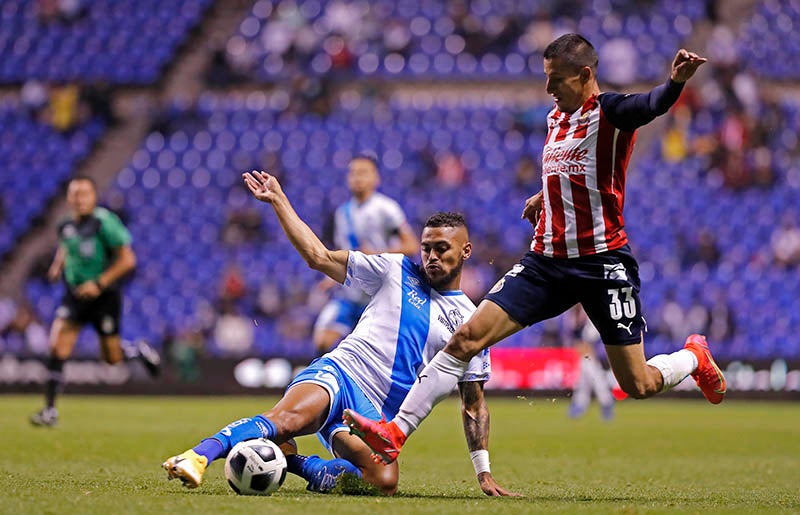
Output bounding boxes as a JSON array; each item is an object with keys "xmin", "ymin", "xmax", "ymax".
[
  {"xmin": 706, "ymin": 291, "xmax": 736, "ymax": 343},
  {"xmin": 219, "ymin": 266, "xmax": 246, "ymax": 304},
  {"xmin": 514, "ymin": 155, "xmax": 539, "ymax": 189},
  {"xmin": 771, "ymin": 213, "xmax": 800, "ymax": 268},
  {"xmin": 436, "ymin": 152, "xmax": 466, "ymax": 188},
  {"xmin": 81, "ymin": 82, "xmax": 117, "ymax": 126},
  {"xmin": 680, "ymin": 229, "xmax": 721, "ymax": 268},
  {"xmin": 0, "ymin": 301, "xmax": 49, "ymax": 356},
  {"xmin": 20, "ymin": 80, "xmax": 48, "ymax": 120},
  {"xmin": 213, "ymin": 302, "xmax": 254, "ymax": 356},
  {"xmin": 599, "ymin": 37, "xmax": 638, "ymax": 88},
  {"xmin": 383, "ymin": 20, "xmax": 412, "ymax": 59},
  {"xmin": 47, "ymin": 83, "xmax": 82, "ymax": 133},
  {"xmin": 222, "ymin": 208, "xmax": 264, "ymax": 246}
]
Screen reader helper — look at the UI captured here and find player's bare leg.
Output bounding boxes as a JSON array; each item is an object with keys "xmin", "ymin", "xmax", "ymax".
[
  {"xmin": 332, "ymin": 431, "xmax": 399, "ymax": 495},
  {"xmin": 50, "ymin": 317, "xmax": 81, "ymax": 360},
  {"xmin": 30, "ymin": 318, "xmax": 80, "ymax": 427},
  {"xmin": 99, "ymin": 335, "xmax": 124, "ymax": 364},
  {"xmin": 345, "ymin": 300, "xmax": 522, "ymax": 463},
  {"xmin": 604, "ymin": 340, "xmax": 663, "ymax": 399},
  {"xmin": 606, "ymin": 334, "xmax": 725, "ymax": 403}
]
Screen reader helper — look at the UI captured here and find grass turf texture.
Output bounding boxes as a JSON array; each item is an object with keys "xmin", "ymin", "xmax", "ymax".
[{"xmin": 2, "ymin": 395, "xmax": 799, "ymax": 514}]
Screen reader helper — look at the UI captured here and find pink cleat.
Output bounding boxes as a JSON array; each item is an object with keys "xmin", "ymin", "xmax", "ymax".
[
  {"xmin": 684, "ymin": 334, "xmax": 727, "ymax": 404},
  {"xmin": 342, "ymin": 409, "xmax": 406, "ymax": 465}
]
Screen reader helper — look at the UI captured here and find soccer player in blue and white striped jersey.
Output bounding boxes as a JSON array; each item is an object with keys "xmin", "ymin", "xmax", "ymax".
[{"xmin": 162, "ymin": 171, "xmax": 517, "ymax": 497}]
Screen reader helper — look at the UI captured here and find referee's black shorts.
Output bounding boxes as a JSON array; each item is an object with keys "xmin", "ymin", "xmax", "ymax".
[{"xmin": 56, "ymin": 287, "xmax": 122, "ymax": 337}]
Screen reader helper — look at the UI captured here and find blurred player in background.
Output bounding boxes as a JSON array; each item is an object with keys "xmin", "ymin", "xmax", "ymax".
[
  {"xmin": 344, "ymin": 34, "xmax": 727, "ymax": 465},
  {"xmin": 312, "ymin": 153, "xmax": 418, "ymax": 354},
  {"xmin": 162, "ymin": 171, "xmax": 518, "ymax": 497},
  {"xmin": 30, "ymin": 176, "xmax": 160, "ymax": 427},
  {"xmin": 566, "ymin": 306, "xmax": 615, "ymax": 421}
]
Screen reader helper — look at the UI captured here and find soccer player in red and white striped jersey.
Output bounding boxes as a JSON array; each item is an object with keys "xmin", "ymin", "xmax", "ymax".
[{"xmin": 344, "ymin": 34, "xmax": 727, "ymax": 468}]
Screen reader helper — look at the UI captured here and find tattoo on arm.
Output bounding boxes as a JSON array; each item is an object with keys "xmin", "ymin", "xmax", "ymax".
[{"xmin": 460, "ymin": 381, "xmax": 489, "ymax": 451}]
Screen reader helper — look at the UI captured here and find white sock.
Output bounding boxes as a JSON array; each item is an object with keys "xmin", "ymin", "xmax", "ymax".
[
  {"xmin": 393, "ymin": 351, "xmax": 469, "ymax": 437},
  {"xmin": 121, "ymin": 339, "xmax": 140, "ymax": 360},
  {"xmin": 585, "ymin": 359, "xmax": 613, "ymax": 406},
  {"xmin": 646, "ymin": 349, "xmax": 698, "ymax": 391}
]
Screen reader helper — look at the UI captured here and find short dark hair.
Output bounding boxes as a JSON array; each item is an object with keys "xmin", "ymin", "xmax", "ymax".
[
  {"xmin": 543, "ymin": 33, "xmax": 598, "ymax": 73},
  {"xmin": 69, "ymin": 175, "xmax": 97, "ymax": 191},
  {"xmin": 424, "ymin": 211, "xmax": 467, "ymax": 230},
  {"xmin": 352, "ymin": 150, "xmax": 379, "ymax": 170}
]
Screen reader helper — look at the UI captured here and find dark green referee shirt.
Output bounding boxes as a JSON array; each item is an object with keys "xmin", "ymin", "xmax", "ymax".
[{"xmin": 58, "ymin": 207, "xmax": 132, "ymax": 288}]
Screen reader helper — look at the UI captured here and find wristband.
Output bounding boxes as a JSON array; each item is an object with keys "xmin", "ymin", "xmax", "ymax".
[
  {"xmin": 470, "ymin": 449, "xmax": 490, "ymax": 475},
  {"xmin": 94, "ymin": 279, "xmax": 105, "ymax": 291}
]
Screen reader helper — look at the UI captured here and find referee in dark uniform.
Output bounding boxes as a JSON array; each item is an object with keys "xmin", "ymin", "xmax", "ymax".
[{"xmin": 31, "ymin": 176, "xmax": 160, "ymax": 427}]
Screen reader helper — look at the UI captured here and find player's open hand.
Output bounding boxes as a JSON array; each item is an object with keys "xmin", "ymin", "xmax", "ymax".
[
  {"xmin": 521, "ymin": 191, "xmax": 543, "ymax": 228},
  {"xmin": 478, "ymin": 472, "xmax": 523, "ymax": 497},
  {"xmin": 243, "ymin": 170, "xmax": 282, "ymax": 204},
  {"xmin": 670, "ymin": 49, "xmax": 707, "ymax": 83}
]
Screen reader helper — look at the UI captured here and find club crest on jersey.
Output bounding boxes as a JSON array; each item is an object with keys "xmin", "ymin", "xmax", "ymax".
[
  {"xmin": 438, "ymin": 308, "xmax": 465, "ymax": 334},
  {"xmin": 604, "ymin": 263, "xmax": 628, "ymax": 281},
  {"xmin": 488, "ymin": 277, "xmax": 505, "ymax": 294},
  {"xmin": 62, "ymin": 224, "xmax": 77, "ymax": 238}
]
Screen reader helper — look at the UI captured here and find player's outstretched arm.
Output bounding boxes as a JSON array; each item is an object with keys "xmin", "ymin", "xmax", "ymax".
[
  {"xmin": 458, "ymin": 381, "xmax": 523, "ymax": 497},
  {"xmin": 243, "ymin": 170, "xmax": 348, "ymax": 284}
]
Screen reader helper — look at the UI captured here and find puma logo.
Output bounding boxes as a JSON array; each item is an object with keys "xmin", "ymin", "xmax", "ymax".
[
  {"xmin": 617, "ymin": 322, "xmax": 633, "ymax": 336},
  {"xmin": 417, "ymin": 373, "xmax": 428, "ymax": 384}
]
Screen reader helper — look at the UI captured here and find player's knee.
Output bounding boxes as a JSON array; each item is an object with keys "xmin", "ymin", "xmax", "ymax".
[
  {"xmin": 446, "ymin": 324, "xmax": 483, "ymax": 361},
  {"xmin": 365, "ymin": 467, "xmax": 398, "ymax": 496}
]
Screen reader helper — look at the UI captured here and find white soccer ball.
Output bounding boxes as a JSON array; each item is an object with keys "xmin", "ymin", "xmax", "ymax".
[{"xmin": 224, "ymin": 438, "xmax": 287, "ymax": 496}]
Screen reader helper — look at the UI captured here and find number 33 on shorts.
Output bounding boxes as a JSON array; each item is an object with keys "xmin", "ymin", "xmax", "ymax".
[{"xmin": 607, "ymin": 287, "xmax": 636, "ymax": 320}]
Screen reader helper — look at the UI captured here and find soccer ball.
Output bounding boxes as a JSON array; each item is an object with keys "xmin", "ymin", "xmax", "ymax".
[{"xmin": 224, "ymin": 438, "xmax": 287, "ymax": 496}]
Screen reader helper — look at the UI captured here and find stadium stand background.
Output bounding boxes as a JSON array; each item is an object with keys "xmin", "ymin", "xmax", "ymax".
[{"xmin": 1, "ymin": 0, "xmax": 798, "ymax": 389}]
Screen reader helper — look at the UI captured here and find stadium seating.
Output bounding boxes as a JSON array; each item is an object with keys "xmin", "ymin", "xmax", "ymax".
[
  {"xmin": 0, "ymin": 0, "xmax": 212, "ymax": 84},
  {"xmin": 22, "ymin": 89, "xmax": 800, "ymax": 361},
  {"xmin": 0, "ymin": 101, "xmax": 105, "ymax": 258},
  {"xmin": 230, "ymin": 0, "xmax": 706, "ymax": 83},
  {"xmin": 739, "ymin": 0, "xmax": 800, "ymax": 79}
]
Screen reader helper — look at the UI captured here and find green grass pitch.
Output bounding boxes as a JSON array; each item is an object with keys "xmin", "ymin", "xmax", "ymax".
[{"xmin": 2, "ymin": 395, "xmax": 799, "ymax": 514}]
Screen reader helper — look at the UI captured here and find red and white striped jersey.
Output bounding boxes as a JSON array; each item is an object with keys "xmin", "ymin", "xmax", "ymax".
[{"xmin": 532, "ymin": 94, "xmax": 636, "ymax": 259}]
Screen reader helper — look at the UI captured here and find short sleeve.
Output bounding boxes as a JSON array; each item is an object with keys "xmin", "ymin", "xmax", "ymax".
[
  {"xmin": 99, "ymin": 210, "xmax": 132, "ymax": 248},
  {"xmin": 382, "ymin": 198, "xmax": 407, "ymax": 232},
  {"xmin": 459, "ymin": 348, "xmax": 491, "ymax": 383},
  {"xmin": 344, "ymin": 251, "xmax": 396, "ymax": 297}
]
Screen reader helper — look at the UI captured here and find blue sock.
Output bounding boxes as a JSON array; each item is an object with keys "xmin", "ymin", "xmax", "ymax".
[
  {"xmin": 193, "ymin": 415, "xmax": 277, "ymax": 463},
  {"xmin": 289, "ymin": 454, "xmax": 362, "ymax": 492}
]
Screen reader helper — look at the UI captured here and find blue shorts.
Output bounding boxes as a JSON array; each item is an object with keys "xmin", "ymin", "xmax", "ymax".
[
  {"xmin": 484, "ymin": 245, "xmax": 645, "ymax": 345},
  {"xmin": 313, "ymin": 298, "xmax": 367, "ymax": 336},
  {"xmin": 287, "ymin": 357, "xmax": 381, "ymax": 454}
]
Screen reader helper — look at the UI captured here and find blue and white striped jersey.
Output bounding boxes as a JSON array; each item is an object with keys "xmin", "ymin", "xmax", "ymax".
[
  {"xmin": 332, "ymin": 192, "xmax": 408, "ymax": 304},
  {"xmin": 325, "ymin": 251, "xmax": 491, "ymax": 419}
]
